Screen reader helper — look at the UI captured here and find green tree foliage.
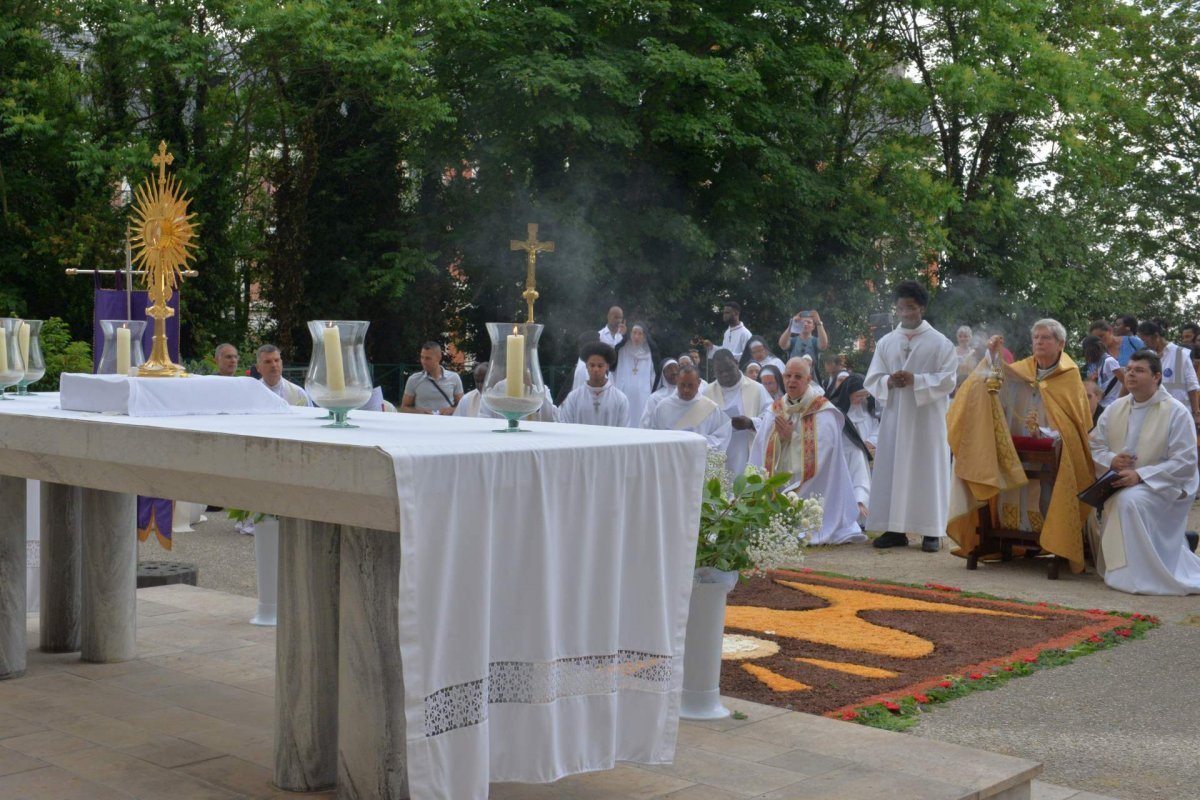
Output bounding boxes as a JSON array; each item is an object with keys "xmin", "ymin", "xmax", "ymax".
[{"xmin": 2, "ymin": 0, "xmax": 1199, "ymax": 370}]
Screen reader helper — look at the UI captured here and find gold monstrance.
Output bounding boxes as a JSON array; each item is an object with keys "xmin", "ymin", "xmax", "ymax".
[
  {"xmin": 130, "ymin": 141, "xmax": 198, "ymax": 377},
  {"xmin": 510, "ymin": 223, "xmax": 554, "ymax": 324}
]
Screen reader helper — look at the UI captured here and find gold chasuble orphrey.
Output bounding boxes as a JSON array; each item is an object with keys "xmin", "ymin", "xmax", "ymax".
[
  {"xmin": 764, "ymin": 394, "xmax": 828, "ymax": 485},
  {"xmin": 947, "ymin": 354, "xmax": 1094, "ymax": 573}
]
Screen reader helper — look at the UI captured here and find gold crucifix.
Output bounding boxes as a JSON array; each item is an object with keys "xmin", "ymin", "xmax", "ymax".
[
  {"xmin": 152, "ymin": 141, "xmax": 174, "ymax": 189},
  {"xmin": 510, "ymin": 223, "xmax": 554, "ymax": 323}
]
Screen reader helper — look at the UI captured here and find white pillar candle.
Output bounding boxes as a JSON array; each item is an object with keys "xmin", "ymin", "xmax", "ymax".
[
  {"xmin": 18, "ymin": 323, "xmax": 29, "ymax": 371},
  {"xmin": 323, "ymin": 324, "xmax": 346, "ymax": 393},
  {"xmin": 116, "ymin": 325, "xmax": 131, "ymax": 375},
  {"xmin": 0, "ymin": 328, "xmax": 7, "ymax": 374},
  {"xmin": 506, "ymin": 328, "xmax": 524, "ymax": 397}
]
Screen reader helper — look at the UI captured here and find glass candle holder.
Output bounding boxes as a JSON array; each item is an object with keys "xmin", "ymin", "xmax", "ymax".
[
  {"xmin": 305, "ymin": 320, "xmax": 373, "ymax": 428},
  {"xmin": 0, "ymin": 318, "xmax": 25, "ymax": 399},
  {"xmin": 481, "ymin": 322, "xmax": 546, "ymax": 432},
  {"xmin": 97, "ymin": 320, "xmax": 147, "ymax": 375},
  {"xmin": 15, "ymin": 319, "xmax": 45, "ymax": 395}
]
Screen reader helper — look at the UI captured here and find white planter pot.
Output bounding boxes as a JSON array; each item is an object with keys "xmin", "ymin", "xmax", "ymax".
[
  {"xmin": 680, "ymin": 568, "xmax": 738, "ymax": 720},
  {"xmin": 250, "ymin": 517, "xmax": 279, "ymax": 626}
]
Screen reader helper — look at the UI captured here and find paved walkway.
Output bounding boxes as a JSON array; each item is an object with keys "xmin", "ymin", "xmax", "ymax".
[{"xmin": 143, "ymin": 514, "xmax": 1197, "ymax": 799}]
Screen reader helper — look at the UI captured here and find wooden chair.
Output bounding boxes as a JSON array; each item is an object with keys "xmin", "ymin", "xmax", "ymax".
[{"xmin": 965, "ymin": 437, "xmax": 1070, "ymax": 579}]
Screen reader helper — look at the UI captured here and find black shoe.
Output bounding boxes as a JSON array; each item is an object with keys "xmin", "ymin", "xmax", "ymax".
[
  {"xmin": 1187, "ymin": 531, "xmax": 1199, "ymax": 553},
  {"xmin": 872, "ymin": 531, "xmax": 909, "ymax": 549},
  {"xmin": 921, "ymin": 536, "xmax": 941, "ymax": 553}
]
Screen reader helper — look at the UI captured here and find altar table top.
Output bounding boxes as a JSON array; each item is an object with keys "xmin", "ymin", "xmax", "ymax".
[{"xmin": 0, "ymin": 394, "xmax": 708, "ymax": 799}]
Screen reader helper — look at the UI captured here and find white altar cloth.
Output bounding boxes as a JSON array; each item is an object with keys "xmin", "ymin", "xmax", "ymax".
[
  {"xmin": 59, "ymin": 374, "xmax": 289, "ymax": 416},
  {"xmin": 0, "ymin": 396, "xmax": 706, "ymax": 799}
]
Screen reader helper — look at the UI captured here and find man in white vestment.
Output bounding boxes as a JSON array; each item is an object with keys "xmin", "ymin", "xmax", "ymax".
[
  {"xmin": 863, "ymin": 281, "xmax": 957, "ymax": 552},
  {"xmin": 599, "ymin": 306, "xmax": 625, "ymax": 347},
  {"xmin": 1136, "ymin": 321, "xmax": 1200, "ymax": 422},
  {"xmin": 644, "ymin": 366, "xmax": 732, "ymax": 451},
  {"xmin": 453, "ymin": 363, "xmax": 493, "ymax": 418},
  {"xmin": 705, "ymin": 349, "xmax": 772, "ymax": 478},
  {"xmin": 749, "ymin": 358, "xmax": 865, "ymax": 544},
  {"xmin": 559, "ymin": 342, "xmax": 630, "ymax": 427},
  {"xmin": 256, "ymin": 345, "xmax": 312, "ymax": 406},
  {"xmin": 1089, "ymin": 350, "xmax": 1200, "ymax": 595},
  {"xmin": 703, "ymin": 301, "xmax": 752, "ymax": 362}
]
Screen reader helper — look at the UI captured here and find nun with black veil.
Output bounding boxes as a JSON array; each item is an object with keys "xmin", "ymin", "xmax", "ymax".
[
  {"xmin": 829, "ymin": 373, "xmax": 875, "ymax": 525},
  {"xmin": 613, "ymin": 322, "xmax": 661, "ymax": 428}
]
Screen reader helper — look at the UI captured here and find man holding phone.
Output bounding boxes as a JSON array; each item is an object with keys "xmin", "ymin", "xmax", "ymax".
[{"xmin": 778, "ymin": 310, "xmax": 829, "ymax": 381}]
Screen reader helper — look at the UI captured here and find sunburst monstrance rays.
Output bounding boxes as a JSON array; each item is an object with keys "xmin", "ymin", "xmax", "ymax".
[{"xmin": 130, "ymin": 141, "xmax": 198, "ymax": 305}]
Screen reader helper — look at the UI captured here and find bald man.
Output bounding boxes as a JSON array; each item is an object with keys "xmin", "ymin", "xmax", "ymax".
[
  {"xmin": 749, "ymin": 357, "xmax": 864, "ymax": 544},
  {"xmin": 599, "ymin": 306, "xmax": 625, "ymax": 347}
]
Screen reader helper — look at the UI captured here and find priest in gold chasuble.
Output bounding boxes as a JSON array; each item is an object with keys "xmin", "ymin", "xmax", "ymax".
[{"xmin": 947, "ymin": 319, "xmax": 1095, "ymax": 573}]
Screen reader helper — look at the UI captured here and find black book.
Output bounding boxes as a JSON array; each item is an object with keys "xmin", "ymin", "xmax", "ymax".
[{"xmin": 1077, "ymin": 469, "xmax": 1122, "ymax": 509}]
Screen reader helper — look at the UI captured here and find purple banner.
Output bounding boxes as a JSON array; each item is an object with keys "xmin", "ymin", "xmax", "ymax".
[
  {"xmin": 138, "ymin": 498, "xmax": 175, "ymax": 550},
  {"xmin": 92, "ymin": 282, "xmax": 181, "ymax": 372}
]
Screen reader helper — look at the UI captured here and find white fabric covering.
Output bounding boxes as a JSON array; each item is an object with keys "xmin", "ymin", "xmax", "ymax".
[
  {"xmin": 0, "ymin": 396, "xmax": 707, "ymax": 799},
  {"xmin": 1090, "ymin": 388, "xmax": 1200, "ymax": 595},
  {"xmin": 862, "ymin": 321, "xmax": 957, "ymax": 538},
  {"xmin": 59, "ymin": 373, "xmax": 291, "ymax": 416}
]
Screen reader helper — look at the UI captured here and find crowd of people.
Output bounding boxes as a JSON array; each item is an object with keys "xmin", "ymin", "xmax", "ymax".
[{"xmin": 212, "ymin": 293, "xmax": 1200, "ymax": 596}]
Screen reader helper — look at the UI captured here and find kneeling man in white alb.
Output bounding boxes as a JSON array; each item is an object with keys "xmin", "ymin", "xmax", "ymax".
[{"xmin": 1089, "ymin": 349, "xmax": 1200, "ymax": 595}]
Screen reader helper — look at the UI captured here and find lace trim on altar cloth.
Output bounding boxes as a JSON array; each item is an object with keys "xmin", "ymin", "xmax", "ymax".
[
  {"xmin": 26, "ymin": 541, "xmax": 40, "ymax": 567},
  {"xmin": 423, "ymin": 650, "xmax": 678, "ymax": 738}
]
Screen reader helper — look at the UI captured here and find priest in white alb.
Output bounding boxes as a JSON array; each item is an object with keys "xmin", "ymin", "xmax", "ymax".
[
  {"xmin": 863, "ymin": 281, "xmax": 958, "ymax": 552},
  {"xmin": 749, "ymin": 357, "xmax": 865, "ymax": 544},
  {"xmin": 643, "ymin": 365, "xmax": 732, "ymax": 451},
  {"xmin": 705, "ymin": 349, "xmax": 773, "ymax": 477},
  {"xmin": 1089, "ymin": 349, "xmax": 1200, "ymax": 595}
]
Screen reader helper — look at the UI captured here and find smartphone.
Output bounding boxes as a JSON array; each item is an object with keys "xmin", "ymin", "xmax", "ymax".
[{"xmin": 789, "ymin": 312, "xmax": 812, "ymax": 334}]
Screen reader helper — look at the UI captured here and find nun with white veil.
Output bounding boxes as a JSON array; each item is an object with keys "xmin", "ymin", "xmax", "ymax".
[{"xmin": 613, "ymin": 323, "xmax": 658, "ymax": 429}]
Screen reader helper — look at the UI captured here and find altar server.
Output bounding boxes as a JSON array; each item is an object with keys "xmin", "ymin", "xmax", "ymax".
[
  {"xmin": 749, "ymin": 357, "xmax": 864, "ymax": 544},
  {"xmin": 705, "ymin": 349, "xmax": 772, "ymax": 478},
  {"xmin": 1090, "ymin": 350, "xmax": 1200, "ymax": 594},
  {"xmin": 559, "ymin": 342, "xmax": 630, "ymax": 427},
  {"xmin": 864, "ymin": 281, "xmax": 958, "ymax": 551},
  {"xmin": 453, "ymin": 363, "xmax": 490, "ymax": 418},
  {"xmin": 256, "ymin": 344, "xmax": 312, "ymax": 406},
  {"xmin": 644, "ymin": 366, "xmax": 732, "ymax": 451}
]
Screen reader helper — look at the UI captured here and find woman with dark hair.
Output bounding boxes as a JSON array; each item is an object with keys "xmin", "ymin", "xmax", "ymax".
[
  {"xmin": 1081, "ymin": 335, "xmax": 1123, "ymax": 414},
  {"xmin": 757, "ymin": 364, "xmax": 784, "ymax": 401},
  {"xmin": 613, "ymin": 322, "xmax": 660, "ymax": 428}
]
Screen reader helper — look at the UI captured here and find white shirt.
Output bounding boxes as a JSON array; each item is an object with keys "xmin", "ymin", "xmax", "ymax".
[
  {"xmin": 708, "ymin": 323, "xmax": 752, "ymax": 362},
  {"xmin": 598, "ymin": 327, "xmax": 624, "ymax": 347}
]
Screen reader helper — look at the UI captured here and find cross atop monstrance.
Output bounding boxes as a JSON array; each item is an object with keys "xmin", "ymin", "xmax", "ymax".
[
  {"xmin": 152, "ymin": 140, "xmax": 174, "ymax": 187},
  {"xmin": 510, "ymin": 223, "xmax": 554, "ymax": 324}
]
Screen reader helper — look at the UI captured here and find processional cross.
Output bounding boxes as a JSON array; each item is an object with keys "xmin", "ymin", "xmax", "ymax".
[{"xmin": 510, "ymin": 223, "xmax": 554, "ymax": 324}]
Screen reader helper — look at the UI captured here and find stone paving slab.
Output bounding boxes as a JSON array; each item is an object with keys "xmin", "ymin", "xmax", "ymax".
[{"xmin": 0, "ymin": 585, "xmax": 1065, "ymax": 800}]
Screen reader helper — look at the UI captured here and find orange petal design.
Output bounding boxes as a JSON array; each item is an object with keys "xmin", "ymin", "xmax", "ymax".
[
  {"xmin": 741, "ymin": 663, "xmax": 811, "ymax": 692},
  {"xmin": 725, "ymin": 580, "xmax": 1042, "ymax": 659},
  {"xmin": 792, "ymin": 657, "xmax": 898, "ymax": 678}
]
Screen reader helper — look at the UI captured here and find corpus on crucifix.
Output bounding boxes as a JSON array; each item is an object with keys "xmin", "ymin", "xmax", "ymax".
[{"xmin": 510, "ymin": 223, "xmax": 554, "ymax": 324}]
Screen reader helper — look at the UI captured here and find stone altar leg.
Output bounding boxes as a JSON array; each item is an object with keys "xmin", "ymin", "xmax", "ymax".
[
  {"xmin": 337, "ymin": 526, "xmax": 406, "ymax": 800},
  {"xmin": 275, "ymin": 518, "xmax": 341, "ymax": 792},
  {"xmin": 0, "ymin": 476, "xmax": 27, "ymax": 680},
  {"xmin": 40, "ymin": 483, "xmax": 82, "ymax": 653},
  {"xmin": 80, "ymin": 489, "xmax": 137, "ymax": 663}
]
